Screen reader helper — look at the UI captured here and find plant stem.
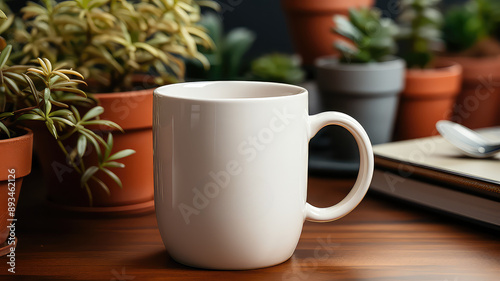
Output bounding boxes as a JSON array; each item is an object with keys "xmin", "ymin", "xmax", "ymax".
[{"xmin": 56, "ymin": 139, "xmax": 82, "ymax": 174}]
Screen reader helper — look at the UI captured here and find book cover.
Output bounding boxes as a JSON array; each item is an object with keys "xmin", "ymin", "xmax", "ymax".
[{"xmin": 371, "ymin": 128, "xmax": 500, "ymax": 227}]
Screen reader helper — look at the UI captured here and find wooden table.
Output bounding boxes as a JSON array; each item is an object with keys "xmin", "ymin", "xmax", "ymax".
[{"xmin": 3, "ymin": 167, "xmax": 500, "ymax": 281}]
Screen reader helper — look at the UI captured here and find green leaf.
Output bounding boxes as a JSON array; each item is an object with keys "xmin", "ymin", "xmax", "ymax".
[
  {"xmin": 33, "ymin": 108, "xmax": 45, "ymax": 117},
  {"xmin": 0, "ymin": 15, "xmax": 14, "ymax": 34},
  {"xmin": 101, "ymin": 167, "xmax": 122, "ymax": 188},
  {"xmin": 80, "ymin": 166, "xmax": 99, "ymax": 188},
  {"xmin": 95, "ymin": 45, "xmax": 124, "ymax": 74},
  {"xmin": 45, "ymin": 100, "xmax": 52, "ymax": 116},
  {"xmin": 50, "ymin": 87, "xmax": 87, "ymax": 97},
  {"xmin": 105, "ymin": 132, "xmax": 113, "ymax": 160},
  {"xmin": 70, "ymin": 105, "xmax": 81, "ymax": 121},
  {"xmin": 45, "ymin": 119, "xmax": 58, "ymax": 139},
  {"xmin": 102, "ymin": 161, "xmax": 125, "ymax": 168},
  {"xmin": 79, "ymin": 129, "xmax": 101, "ymax": 156},
  {"xmin": 17, "ymin": 114, "xmax": 45, "ymax": 121},
  {"xmin": 77, "ymin": 134, "xmax": 87, "ymax": 158},
  {"xmin": 49, "ymin": 109, "xmax": 73, "ymax": 117},
  {"xmin": 0, "ymin": 112, "xmax": 14, "ymax": 119},
  {"xmin": 0, "ymin": 121, "xmax": 11, "ymax": 138},
  {"xmin": 44, "ymin": 88, "xmax": 51, "ymax": 102},
  {"xmin": 135, "ymin": 42, "xmax": 160, "ymax": 57},
  {"xmin": 333, "ymin": 15, "xmax": 362, "ymax": 43},
  {"xmin": 51, "ymin": 116, "xmax": 75, "ymax": 127},
  {"xmin": 91, "ymin": 176, "xmax": 110, "ymax": 196},
  {"xmin": 3, "ymin": 72, "xmax": 26, "ymax": 83},
  {"xmin": 0, "ymin": 45, "xmax": 12, "ymax": 69},
  {"xmin": 81, "ymin": 120, "xmax": 123, "ymax": 132},
  {"xmin": 22, "ymin": 73, "xmax": 40, "ymax": 105},
  {"xmin": 3, "ymin": 77, "xmax": 21, "ymax": 95},
  {"xmin": 81, "ymin": 106, "xmax": 104, "ymax": 121},
  {"xmin": 223, "ymin": 28, "xmax": 256, "ymax": 79},
  {"xmin": 107, "ymin": 149, "xmax": 135, "ymax": 161},
  {"xmin": 0, "ymin": 9, "xmax": 7, "ymax": 20}
]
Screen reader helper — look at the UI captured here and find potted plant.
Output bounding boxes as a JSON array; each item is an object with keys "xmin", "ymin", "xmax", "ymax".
[
  {"xmin": 0, "ymin": 36, "xmax": 136, "ymax": 251},
  {"xmin": 280, "ymin": 0, "xmax": 373, "ymax": 66},
  {"xmin": 393, "ymin": 0, "xmax": 462, "ymax": 140},
  {"xmin": 0, "ymin": 36, "xmax": 33, "ymax": 254},
  {"xmin": 438, "ymin": 0, "xmax": 500, "ymax": 129},
  {"xmin": 315, "ymin": 7, "xmax": 405, "ymax": 163},
  {"xmin": 248, "ymin": 53, "xmax": 305, "ymax": 84},
  {"xmin": 3, "ymin": 0, "xmax": 215, "ymax": 212}
]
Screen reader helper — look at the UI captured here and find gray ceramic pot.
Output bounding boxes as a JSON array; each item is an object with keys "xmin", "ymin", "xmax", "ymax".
[{"xmin": 315, "ymin": 56, "xmax": 405, "ymax": 162}]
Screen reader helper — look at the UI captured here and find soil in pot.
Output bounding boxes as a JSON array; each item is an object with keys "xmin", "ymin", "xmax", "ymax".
[{"xmin": 393, "ymin": 62, "xmax": 463, "ymax": 140}]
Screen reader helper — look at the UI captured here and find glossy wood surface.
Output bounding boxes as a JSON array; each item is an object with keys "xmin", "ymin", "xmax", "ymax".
[{"xmin": 2, "ymin": 167, "xmax": 500, "ymax": 281}]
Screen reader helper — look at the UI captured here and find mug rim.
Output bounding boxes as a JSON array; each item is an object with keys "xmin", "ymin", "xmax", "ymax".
[{"xmin": 153, "ymin": 81, "xmax": 308, "ymax": 102}]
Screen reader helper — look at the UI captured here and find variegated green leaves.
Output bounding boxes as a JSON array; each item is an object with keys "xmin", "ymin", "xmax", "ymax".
[{"xmin": 10, "ymin": 0, "xmax": 217, "ymax": 92}]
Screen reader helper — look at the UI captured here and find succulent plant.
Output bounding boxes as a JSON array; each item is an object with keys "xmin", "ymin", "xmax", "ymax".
[
  {"xmin": 1, "ymin": 0, "xmax": 217, "ymax": 93},
  {"xmin": 0, "ymin": 43, "xmax": 135, "ymax": 206},
  {"xmin": 249, "ymin": 53, "xmax": 305, "ymax": 84},
  {"xmin": 332, "ymin": 8, "xmax": 399, "ymax": 63},
  {"xmin": 186, "ymin": 12, "xmax": 255, "ymax": 80},
  {"xmin": 442, "ymin": 0, "xmax": 500, "ymax": 54},
  {"xmin": 398, "ymin": 0, "xmax": 442, "ymax": 68}
]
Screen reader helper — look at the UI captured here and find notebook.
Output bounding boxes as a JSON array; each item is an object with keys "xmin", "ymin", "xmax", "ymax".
[{"xmin": 371, "ymin": 128, "xmax": 500, "ymax": 227}]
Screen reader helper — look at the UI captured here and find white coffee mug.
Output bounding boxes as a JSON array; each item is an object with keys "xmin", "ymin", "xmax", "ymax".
[{"xmin": 153, "ymin": 81, "xmax": 373, "ymax": 270}]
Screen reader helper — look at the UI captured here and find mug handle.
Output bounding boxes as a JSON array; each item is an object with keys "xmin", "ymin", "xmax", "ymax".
[{"xmin": 305, "ymin": 112, "xmax": 374, "ymax": 222}]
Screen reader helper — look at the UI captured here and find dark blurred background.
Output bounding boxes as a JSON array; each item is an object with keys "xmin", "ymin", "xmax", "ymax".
[
  {"xmin": 6, "ymin": 0, "xmax": 468, "ymax": 59},
  {"xmin": 212, "ymin": 0, "xmax": 467, "ymax": 58}
]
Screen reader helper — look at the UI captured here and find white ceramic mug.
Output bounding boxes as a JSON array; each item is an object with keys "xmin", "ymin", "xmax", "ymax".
[{"xmin": 153, "ymin": 81, "xmax": 373, "ymax": 270}]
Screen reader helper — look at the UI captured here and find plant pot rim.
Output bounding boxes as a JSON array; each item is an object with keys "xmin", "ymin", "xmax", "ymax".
[
  {"xmin": 315, "ymin": 56, "xmax": 405, "ymax": 72},
  {"xmin": 438, "ymin": 53, "xmax": 500, "ymax": 61},
  {"xmin": 88, "ymin": 87, "xmax": 155, "ymax": 131},
  {"xmin": 406, "ymin": 61, "xmax": 462, "ymax": 79},
  {"xmin": 0, "ymin": 127, "xmax": 32, "ymax": 144},
  {"xmin": 403, "ymin": 62, "xmax": 462, "ymax": 98},
  {"xmin": 281, "ymin": 0, "xmax": 373, "ymax": 12},
  {"xmin": 436, "ymin": 54, "xmax": 500, "ymax": 81},
  {"xmin": 92, "ymin": 87, "xmax": 156, "ymax": 99},
  {"xmin": 0, "ymin": 127, "xmax": 33, "ymax": 181},
  {"xmin": 315, "ymin": 56, "xmax": 405, "ymax": 95}
]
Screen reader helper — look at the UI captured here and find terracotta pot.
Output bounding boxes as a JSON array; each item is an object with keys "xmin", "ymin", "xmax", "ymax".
[
  {"xmin": 437, "ymin": 55, "xmax": 500, "ymax": 129},
  {"xmin": 393, "ymin": 62, "xmax": 463, "ymax": 140},
  {"xmin": 34, "ymin": 88, "xmax": 154, "ymax": 214},
  {"xmin": 0, "ymin": 128, "xmax": 33, "ymax": 255},
  {"xmin": 281, "ymin": 0, "xmax": 373, "ymax": 66}
]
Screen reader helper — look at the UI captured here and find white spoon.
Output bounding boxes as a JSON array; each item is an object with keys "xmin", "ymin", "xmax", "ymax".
[{"xmin": 436, "ymin": 120, "xmax": 500, "ymax": 158}]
